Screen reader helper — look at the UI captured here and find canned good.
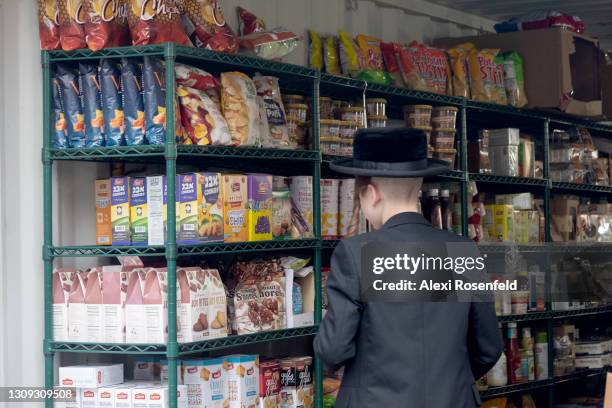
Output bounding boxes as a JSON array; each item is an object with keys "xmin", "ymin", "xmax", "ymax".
[
  {"xmin": 433, "ymin": 148, "xmax": 456, "ymax": 168},
  {"xmin": 430, "ymin": 128, "xmax": 456, "ymax": 149},
  {"xmin": 320, "ymin": 119, "xmax": 341, "ymax": 140},
  {"xmin": 285, "ymin": 104, "xmax": 308, "ymax": 123},
  {"xmin": 431, "ymin": 106, "xmax": 458, "ymax": 129},
  {"xmin": 365, "ymin": 98, "xmax": 387, "ymax": 117},
  {"xmin": 340, "ymin": 107, "xmax": 365, "ymax": 127},
  {"xmin": 404, "ymin": 104, "xmax": 432, "ymax": 128},
  {"xmin": 320, "ymin": 96, "xmax": 333, "ymax": 119},
  {"xmin": 339, "ymin": 121, "xmax": 358, "ymax": 139},
  {"xmin": 367, "ymin": 115, "xmax": 387, "ymax": 128}
]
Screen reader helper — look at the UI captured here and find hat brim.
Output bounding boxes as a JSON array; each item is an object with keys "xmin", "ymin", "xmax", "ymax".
[{"xmin": 329, "ymin": 158, "xmax": 451, "ymax": 177}]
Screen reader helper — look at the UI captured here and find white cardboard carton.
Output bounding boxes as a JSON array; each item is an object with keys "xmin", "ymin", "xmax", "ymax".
[
  {"xmin": 147, "ymin": 176, "xmax": 165, "ymax": 246},
  {"xmin": 177, "ymin": 267, "xmax": 209, "ymax": 343},
  {"xmin": 98, "ymin": 386, "xmax": 116, "ymax": 408},
  {"xmin": 224, "ymin": 355, "xmax": 259, "ymax": 408},
  {"xmin": 183, "ymin": 358, "xmax": 226, "ymax": 408},
  {"xmin": 161, "ymin": 360, "xmax": 183, "ymax": 384},
  {"xmin": 132, "ymin": 388, "xmax": 148, "ymax": 408},
  {"xmin": 52, "ymin": 269, "xmax": 75, "ymax": 342},
  {"xmin": 59, "ymin": 364, "xmax": 124, "ymax": 388},
  {"xmin": 205, "ymin": 269, "xmax": 227, "ymax": 340},
  {"xmin": 85, "ymin": 268, "xmax": 105, "ymax": 343},
  {"xmin": 114, "ymin": 385, "xmax": 133, "ymax": 408},
  {"xmin": 133, "ymin": 357, "xmax": 159, "ymax": 381},
  {"xmin": 80, "ymin": 388, "xmax": 99, "ymax": 408},
  {"xmin": 68, "ymin": 272, "xmax": 88, "ymax": 342},
  {"xmin": 102, "ymin": 265, "xmax": 128, "ymax": 343}
]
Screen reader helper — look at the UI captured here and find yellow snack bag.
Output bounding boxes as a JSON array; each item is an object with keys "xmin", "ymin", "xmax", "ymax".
[
  {"xmin": 308, "ymin": 30, "xmax": 323, "ymax": 70},
  {"xmin": 447, "ymin": 43, "xmax": 473, "ymax": 98},
  {"xmin": 468, "ymin": 47, "xmax": 501, "ymax": 103},
  {"xmin": 324, "ymin": 35, "xmax": 341, "ymax": 75},
  {"xmin": 338, "ymin": 30, "xmax": 363, "ymax": 77},
  {"xmin": 356, "ymin": 34, "xmax": 384, "ymax": 71}
]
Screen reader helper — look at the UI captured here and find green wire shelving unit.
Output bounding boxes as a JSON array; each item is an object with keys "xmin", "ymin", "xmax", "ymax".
[{"xmin": 42, "ymin": 43, "xmax": 612, "ymax": 408}]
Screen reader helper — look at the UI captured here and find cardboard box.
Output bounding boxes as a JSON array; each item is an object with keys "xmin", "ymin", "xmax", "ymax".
[
  {"xmin": 222, "ymin": 174, "xmax": 248, "ymax": 242},
  {"xmin": 59, "ymin": 364, "xmax": 124, "ymax": 388},
  {"xmin": 519, "ymin": 139, "xmax": 535, "ymax": 178},
  {"xmin": 81, "ymin": 388, "xmax": 98, "ymax": 408},
  {"xmin": 53, "ymin": 269, "xmax": 75, "ymax": 342},
  {"xmin": 285, "ymin": 266, "xmax": 315, "ymax": 328},
  {"xmin": 85, "ymin": 268, "xmax": 104, "ymax": 343},
  {"xmin": 95, "ymin": 179, "xmax": 112, "ymax": 245},
  {"xmin": 126, "ymin": 268, "xmax": 168, "ymax": 343},
  {"xmin": 604, "ymin": 372, "xmax": 612, "ymax": 408},
  {"xmin": 132, "ymin": 388, "xmax": 147, "ymax": 408},
  {"xmin": 177, "ymin": 267, "xmax": 209, "ymax": 343},
  {"xmin": 225, "ymin": 355, "xmax": 259, "ymax": 408},
  {"xmin": 436, "ymin": 28, "xmax": 603, "ymax": 117},
  {"xmin": 146, "ymin": 176, "xmax": 165, "ymax": 246},
  {"xmin": 102, "ymin": 266, "xmax": 127, "ymax": 343},
  {"xmin": 492, "ymin": 205, "xmax": 514, "ymax": 242},
  {"xmin": 161, "ymin": 359, "xmax": 183, "ymax": 384},
  {"xmin": 111, "ymin": 177, "xmax": 131, "ymax": 245},
  {"xmin": 551, "ymin": 197, "xmax": 580, "ymax": 242},
  {"xmin": 514, "ymin": 210, "xmax": 540, "ymax": 244},
  {"xmin": 130, "ymin": 177, "xmax": 148, "ymax": 245},
  {"xmin": 133, "ymin": 357, "xmax": 159, "ymax": 381},
  {"xmin": 495, "ymin": 193, "xmax": 534, "ymax": 210},
  {"xmin": 199, "ymin": 172, "xmax": 224, "ymax": 243},
  {"xmin": 114, "ymin": 385, "xmax": 133, "ymax": 408},
  {"xmin": 205, "ymin": 269, "xmax": 228, "ymax": 340},
  {"xmin": 490, "ymin": 145, "xmax": 519, "ymax": 177},
  {"xmin": 247, "ymin": 174, "xmax": 273, "ymax": 241},
  {"xmin": 280, "ymin": 357, "xmax": 313, "ymax": 408},
  {"xmin": 488, "ymin": 128, "xmax": 520, "ymax": 147},
  {"xmin": 177, "ymin": 173, "xmax": 202, "ymax": 245},
  {"xmin": 320, "ymin": 179, "xmax": 339, "ymax": 239},
  {"xmin": 68, "ymin": 272, "xmax": 88, "ymax": 342},
  {"xmin": 338, "ymin": 179, "xmax": 355, "ymax": 238},
  {"xmin": 98, "ymin": 386, "xmax": 116, "ymax": 408},
  {"xmin": 259, "ymin": 360, "xmax": 281, "ymax": 408},
  {"xmin": 183, "ymin": 358, "xmax": 227, "ymax": 408},
  {"xmin": 290, "ymin": 176, "xmax": 314, "ymax": 238}
]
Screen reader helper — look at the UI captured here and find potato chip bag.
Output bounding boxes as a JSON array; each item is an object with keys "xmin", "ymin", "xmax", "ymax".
[
  {"xmin": 175, "ymin": 63, "xmax": 218, "ymax": 91},
  {"xmin": 58, "ymin": 0, "xmax": 87, "ymax": 51},
  {"xmin": 142, "ymin": 56, "xmax": 166, "ymax": 145},
  {"xmin": 492, "ymin": 54, "xmax": 508, "ymax": 105},
  {"xmin": 399, "ymin": 42, "xmax": 452, "ymax": 94},
  {"xmin": 177, "ymin": 85, "xmax": 231, "ymax": 146},
  {"xmin": 38, "ymin": 0, "xmax": 61, "ymax": 50},
  {"xmin": 78, "ymin": 63, "xmax": 105, "ymax": 147},
  {"xmin": 99, "ymin": 59, "xmax": 125, "ymax": 146},
  {"xmin": 120, "ymin": 58, "xmax": 145, "ymax": 145},
  {"xmin": 52, "ymin": 76, "xmax": 69, "ymax": 149},
  {"xmin": 323, "ymin": 36, "xmax": 341, "ymax": 75},
  {"xmin": 56, "ymin": 65, "xmax": 86, "ymax": 148},
  {"xmin": 356, "ymin": 34, "xmax": 384, "ymax": 71},
  {"xmin": 308, "ymin": 30, "xmax": 323, "ymax": 71},
  {"xmin": 84, "ymin": 0, "xmax": 130, "ymax": 51},
  {"xmin": 447, "ymin": 43, "xmax": 473, "ymax": 98},
  {"xmin": 398, "ymin": 42, "xmax": 428, "ymax": 92},
  {"xmin": 502, "ymin": 51, "xmax": 528, "ymax": 107},
  {"xmin": 221, "ymin": 72, "xmax": 261, "ymax": 146},
  {"xmin": 468, "ymin": 47, "xmax": 501, "ymax": 103},
  {"xmin": 380, "ymin": 42, "xmax": 404, "ymax": 87},
  {"xmin": 237, "ymin": 6, "xmax": 265, "ymax": 36},
  {"xmin": 183, "ymin": 0, "xmax": 238, "ymax": 53},
  {"xmin": 127, "ymin": 0, "xmax": 191, "ymax": 46},
  {"xmin": 338, "ymin": 30, "xmax": 363, "ymax": 77},
  {"xmin": 253, "ymin": 74, "xmax": 289, "ymax": 149}
]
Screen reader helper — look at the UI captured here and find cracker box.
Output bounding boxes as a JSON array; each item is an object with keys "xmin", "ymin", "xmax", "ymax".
[
  {"xmin": 161, "ymin": 359, "xmax": 184, "ymax": 384},
  {"xmin": 225, "ymin": 355, "xmax": 259, "ymax": 408},
  {"xmin": 80, "ymin": 388, "xmax": 98, "ymax": 408},
  {"xmin": 68, "ymin": 272, "xmax": 87, "ymax": 342},
  {"xmin": 95, "ymin": 179, "xmax": 112, "ymax": 245},
  {"xmin": 320, "ymin": 179, "xmax": 339, "ymax": 239},
  {"xmin": 102, "ymin": 266, "xmax": 128, "ymax": 343},
  {"xmin": 183, "ymin": 358, "xmax": 226, "ymax": 408},
  {"xmin": 147, "ymin": 175, "xmax": 165, "ymax": 246},
  {"xmin": 133, "ymin": 357, "xmax": 160, "ymax": 381},
  {"xmin": 247, "ymin": 174, "xmax": 273, "ymax": 241},
  {"xmin": 130, "ymin": 177, "xmax": 148, "ymax": 245},
  {"xmin": 52, "ymin": 268, "xmax": 75, "ymax": 342},
  {"xmin": 280, "ymin": 357, "xmax": 313, "ymax": 408},
  {"xmin": 178, "ymin": 173, "xmax": 202, "ymax": 245},
  {"xmin": 338, "ymin": 179, "xmax": 354, "ymax": 238},
  {"xmin": 177, "ymin": 267, "xmax": 209, "ymax": 343},
  {"xmin": 111, "ymin": 177, "xmax": 131, "ymax": 245},
  {"xmin": 98, "ymin": 386, "xmax": 116, "ymax": 408},
  {"xmin": 222, "ymin": 174, "xmax": 248, "ymax": 242},
  {"xmin": 206, "ymin": 269, "xmax": 228, "ymax": 340},
  {"xmin": 290, "ymin": 176, "xmax": 313, "ymax": 238},
  {"xmin": 113, "ymin": 385, "xmax": 133, "ymax": 408},
  {"xmin": 259, "ymin": 360, "xmax": 281, "ymax": 408},
  {"xmin": 59, "ymin": 364, "xmax": 124, "ymax": 388},
  {"xmin": 199, "ymin": 172, "xmax": 224, "ymax": 242},
  {"xmin": 492, "ymin": 204, "xmax": 514, "ymax": 242}
]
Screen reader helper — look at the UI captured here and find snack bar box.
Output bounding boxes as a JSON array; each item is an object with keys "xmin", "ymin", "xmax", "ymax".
[{"xmin": 59, "ymin": 364, "xmax": 124, "ymax": 388}]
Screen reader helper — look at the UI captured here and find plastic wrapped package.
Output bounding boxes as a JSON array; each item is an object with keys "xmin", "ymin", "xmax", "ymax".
[
  {"xmin": 127, "ymin": 0, "xmax": 191, "ymax": 46},
  {"xmin": 593, "ymin": 158, "xmax": 610, "ymax": 186},
  {"xmin": 99, "ymin": 59, "xmax": 125, "ymax": 146},
  {"xmin": 177, "ymin": 85, "xmax": 231, "ymax": 146},
  {"xmin": 78, "ymin": 63, "xmax": 105, "ymax": 147},
  {"xmin": 502, "ymin": 51, "xmax": 528, "ymax": 107},
  {"xmin": 52, "ymin": 76, "xmax": 69, "ymax": 149},
  {"xmin": 380, "ymin": 42, "xmax": 404, "ymax": 87},
  {"xmin": 308, "ymin": 30, "xmax": 323, "ymax": 70},
  {"xmin": 468, "ymin": 47, "xmax": 502, "ymax": 103},
  {"xmin": 338, "ymin": 30, "xmax": 363, "ymax": 77},
  {"xmin": 398, "ymin": 41, "xmax": 451, "ymax": 94},
  {"xmin": 253, "ymin": 74, "xmax": 290, "ymax": 148},
  {"xmin": 220, "ymin": 72, "xmax": 261, "ymax": 146},
  {"xmin": 356, "ymin": 34, "xmax": 384, "ymax": 71},
  {"xmin": 57, "ymin": 0, "xmax": 87, "ymax": 51},
  {"xmin": 56, "ymin": 65, "xmax": 86, "ymax": 148},
  {"xmin": 492, "ymin": 54, "xmax": 508, "ymax": 105},
  {"xmin": 239, "ymin": 29, "xmax": 300, "ymax": 59},
  {"xmin": 494, "ymin": 10, "xmax": 584, "ymax": 34},
  {"xmin": 83, "ymin": 0, "xmax": 130, "ymax": 51},
  {"xmin": 142, "ymin": 56, "xmax": 166, "ymax": 145},
  {"xmin": 183, "ymin": 0, "xmax": 238, "ymax": 52},
  {"xmin": 38, "ymin": 0, "xmax": 61, "ymax": 50},
  {"xmin": 324, "ymin": 36, "xmax": 342, "ymax": 75},
  {"xmin": 447, "ymin": 43, "xmax": 473, "ymax": 98},
  {"xmin": 120, "ymin": 58, "xmax": 145, "ymax": 145},
  {"xmin": 237, "ymin": 6, "xmax": 266, "ymax": 36}
]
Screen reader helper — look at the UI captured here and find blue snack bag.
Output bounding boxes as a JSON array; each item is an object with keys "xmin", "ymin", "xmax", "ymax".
[
  {"xmin": 56, "ymin": 65, "xmax": 86, "ymax": 148},
  {"xmin": 99, "ymin": 59, "xmax": 125, "ymax": 146},
  {"xmin": 142, "ymin": 56, "xmax": 166, "ymax": 145},
  {"xmin": 52, "ymin": 76, "xmax": 69, "ymax": 149},
  {"xmin": 120, "ymin": 58, "xmax": 146, "ymax": 145},
  {"xmin": 79, "ymin": 63, "xmax": 105, "ymax": 147}
]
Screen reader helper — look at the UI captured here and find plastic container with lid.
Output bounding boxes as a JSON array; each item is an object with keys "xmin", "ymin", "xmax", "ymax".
[
  {"xmin": 321, "ymin": 137, "xmax": 342, "ymax": 156},
  {"xmin": 431, "ymin": 106, "xmax": 458, "ymax": 129},
  {"xmin": 433, "ymin": 148, "xmax": 456, "ymax": 169},
  {"xmin": 320, "ymin": 119, "xmax": 341, "ymax": 140},
  {"xmin": 367, "ymin": 115, "xmax": 387, "ymax": 128},
  {"xmin": 430, "ymin": 128, "xmax": 456, "ymax": 149},
  {"xmin": 339, "ymin": 139, "xmax": 354, "ymax": 157},
  {"xmin": 365, "ymin": 98, "xmax": 387, "ymax": 117},
  {"xmin": 404, "ymin": 104, "xmax": 433, "ymax": 128},
  {"xmin": 320, "ymin": 96, "xmax": 333, "ymax": 119},
  {"xmin": 286, "ymin": 117, "xmax": 307, "ymax": 149},
  {"xmin": 285, "ymin": 104, "xmax": 308, "ymax": 123},
  {"xmin": 282, "ymin": 94, "xmax": 305, "ymax": 105},
  {"xmin": 340, "ymin": 107, "xmax": 365, "ymax": 127},
  {"xmin": 339, "ymin": 121, "xmax": 358, "ymax": 139}
]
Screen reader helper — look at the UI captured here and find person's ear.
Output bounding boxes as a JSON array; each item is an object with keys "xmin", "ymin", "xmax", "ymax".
[{"xmin": 368, "ymin": 183, "xmax": 382, "ymax": 206}]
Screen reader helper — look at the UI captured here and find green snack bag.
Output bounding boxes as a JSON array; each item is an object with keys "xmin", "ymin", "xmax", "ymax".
[
  {"xmin": 503, "ymin": 51, "xmax": 528, "ymax": 107},
  {"xmin": 355, "ymin": 69, "xmax": 394, "ymax": 85}
]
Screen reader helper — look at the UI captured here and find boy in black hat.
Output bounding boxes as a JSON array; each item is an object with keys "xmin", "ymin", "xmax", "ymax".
[{"xmin": 314, "ymin": 128, "xmax": 502, "ymax": 408}]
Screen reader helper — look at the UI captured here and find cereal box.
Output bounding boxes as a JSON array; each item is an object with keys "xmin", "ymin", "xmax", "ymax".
[
  {"xmin": 183, "ymin": 358, "xmax": 227, "ymax": 408},
  {"xmin": 111, "ymin": 177, "xmax": 131, "ymax": 245},
  {"xmin": 199, "ymin": 172, "xmax": 224, "ymax": 243},
  {"xmin": 133, "ymin": 357, "xmax": 160, "ymax": 381},
  {"xmin": 280, "ymin": 357, "xmax": 313, "ymax": 408},
  {"xmin": 247, "ymin": 174, "xmax": 273, "ymax": 241},
  {"xmin": 222, "ymin": 174, "xmax": 248, "ymax": 242},
  {"xmin": 95, "ymin": 179, "xmax": 112, "ymax": 245},
  {"xmin": 130, "ymin": 177, "xmax": 148, "ymax": 245},
  {"xmin": 225, "ymin": 355, "xmax": 259, "ymax": 408},
  {"xmin": 290, "ymin": 176, "xmax": 313, "ymax": 238},
  {"xmin": 147, "ymin": 175, "xmax": 165, "ymax": 246},
  {"xmin": 320, "ymin": 179, "xmax": 339, "ymax": 239},
  {"xmin": 259, "ymin": 360, "xmax": 281, "ymax": 408},
  {"xmin": 178, "ymin": 173, "xmax": 202, "ymax": 245}
]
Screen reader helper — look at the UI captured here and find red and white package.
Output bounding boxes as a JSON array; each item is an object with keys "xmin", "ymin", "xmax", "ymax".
[
  {"xmin": 237, "ymin": 6, "xmax": 266, "ymax": 36},
  {"xmin": 183, "ymin": 0, "xmax": 238, "ymax": 53},
  {"xmin": 380, "ymin": 42, "xmax": 404, "ymax": 87},
  {"xmin": 398, "ymin": 41, "xmax": 451, "ymax": 95}
]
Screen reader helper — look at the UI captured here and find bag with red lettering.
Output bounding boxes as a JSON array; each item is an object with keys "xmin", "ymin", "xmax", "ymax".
[
  {"xmin": 127, "ymin": 0, "xmax": 192, "ymax": 46},
  {"xmin": 38, "ymin": 0, "xmax": 61, "ymax": 50},
  {"xmin": 182, "ymin": 0, "xmax": 238, "ymax": 53},
  {"xmin": 83, "ymin": 0, "xmax": 130, "ymax": 51},
  {"xmin": 398, "ymin": 42, "xmax": 451, "ymax": 95},
  {"xmin": 380, "ymin": 42, "xmax": 404, "ymax": 87},
  {"xmin": 57, "ymin": 0, "xmax": 87, "ymax": 51}
]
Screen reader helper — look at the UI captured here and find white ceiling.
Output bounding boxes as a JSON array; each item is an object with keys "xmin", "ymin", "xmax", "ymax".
[{"xmin": 427, "ymin": 0, "xmax": 612, "ymax": 50}]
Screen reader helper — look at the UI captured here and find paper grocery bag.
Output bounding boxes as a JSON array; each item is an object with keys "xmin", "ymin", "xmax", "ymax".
[{"xmin": 605, "ymin": 372, "xmax": 612, "ymax": 408}]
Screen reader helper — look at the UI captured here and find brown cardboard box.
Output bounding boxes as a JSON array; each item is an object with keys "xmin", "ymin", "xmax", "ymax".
[
  {"xmin": 604, "ymin": 372, "xmax": 612, "ymax": 408},
  {"xmin": 435, "ymin": 28, "xmax": 602, "ymax": 116},
  {"xmin": 551, "ymin": 197, "xmax": 579, "ymax": 242}
]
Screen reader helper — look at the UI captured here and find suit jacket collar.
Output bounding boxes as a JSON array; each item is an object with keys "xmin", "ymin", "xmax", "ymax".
[{"xmin": 382, "ymin": 212, "xmax": 431, "ymax": 229}]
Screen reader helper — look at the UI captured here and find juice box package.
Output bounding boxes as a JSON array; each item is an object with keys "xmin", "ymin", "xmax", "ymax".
[
  {"xmin": 247, "ymin": 174, "xmax": 273, "ymax": 241},
  {"xmin": 111, "ymin": 177, "xmax": 131, "ymax": 245},
  {"xmin": 130, "ymin": 177, "xmax": 148, "ymax": 245},
  {"xmin": 222, "ymin": 174, "xmax": 248, "ymax": 242},
  {"xmin": 199, "ymin": 172, "xmax": 224, "ymax": 243},
  {"xmin": 95, "ymin": 179, "xmax": 112, "ymax": 245},
  {"xmin": 183, "ymin": 358, "xmax": 226, "ymax": 408},
  {"xmin": 225, "ymin": 355, "xmax": 259, "ymax": 408},
  {"xmin": 178, "ymin": 173, "xmax": 202, "ymax": 245},
  {"xmin": 147, "ymin": 175, "xmax": 165, "ymax": 246}
]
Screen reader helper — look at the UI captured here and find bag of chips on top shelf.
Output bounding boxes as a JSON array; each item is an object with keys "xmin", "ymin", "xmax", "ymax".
[
  {"xmin": 238, "ymin": 28, "xmax": 300, "ymax": 60},
  {"xmin": 83, "ymin": 0, "xmax": 130, "ymax": 51},
  {"xmin": 323, "ymin": 35, "xmax": 341, "ymax": 76},
  {"xmin": 57, "ymin": 0, "xmax": 87, "ymax": 51},
  {"xmin": 38, "ymin": 0, "xmax": 61, "ymax": 50},
  {"xmin": 356, "ymin": 34, "xmax": 384, "ymax": 71},
  {"xmin": 237, "ymin": 6, "xmax": 266, "ymax": 36},
  {"xmin": 253, "ymin": 74, "xmax": 290, "ymax": 149},
  {"xmin": 492, "ymin": 54, "xmax": 508, "ymax": 105},
  {"xmin": 99, "ymin": 59, "xmax": 125, "ymax": 146},
  {"xmin": 467, "ymin": 47, "xmax": 501, "ymax": 103},
  {"xmin": 397, "ymin": 42, "xmax": 428, "ymax": 92},
  {"xmin": 399, "ymin": 41, "xmax": 451, "ymax": 94},
  {"xmin": 120, "ymin": 58, "xmax": 145, "ymax": 145},
  {"xmin": 52, "ymin": 76, "xmax": 69, "ymax": 149},
  {"xmin": 56, "ymin": 65, "xmax": 86, "ymax": 148},
  {"xmin": 502, "ymin": 51, "xmax": 528, "ymax": 107},
  {"xmin": 447, "ymin": 43, "xmax": 473, "ymax": 98},
  {"xmin": 182, "ymin": 0, "xmax": 238, "ymax": 53},
  {"xmin": 380, "ymin": 41, "xmax": 404, "ymax": 87},
  {"xmin": 220, "ymin": 72, "xmax": 261, "ymax": 147},
  {"xmin": 127, "ymin": 0, "xmax": 191, "ymax": 46},
  {"xmin": 177, "ymin": 85, "xmax": 231, "ymax": 146},
  {"xmin": 338, "ymin": 30, "xmax": 363, "ymax": 77},
  {"xmin": 78, "ymin": 63, "xmax": 105, "ymax": 147},
  {"xmin": 142, "ymin": 56, "xmax": 166, "ymax": 145},
  {"xmin": 308, "ymin": 30, "xmax": 323, "ymax": 71}
]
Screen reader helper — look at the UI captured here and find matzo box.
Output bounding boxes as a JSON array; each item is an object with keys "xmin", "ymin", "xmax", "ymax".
[
  {"xmin": 184, "ymin": 358, "xmax": 226, "ymax": 408},
  {"xmin": 98, "ymin": 386, "xmax": 116, "ymax": 408},
  {"xmin": 147, "ymin": 176, "xmax": 165, "ymax": 246},
  {"xmin": 80, "ymin": 388, "xmax": 98, "ymax": 408},
  {"xmin": 95, "ymin": 179, "xmax": 112, "ymax": 245},
  {"xmin": 111, "ymin": 177, "xmax": 131, "ymax": 245},
  {"xmin": 53, "ymin": 268, "xmax": 75, "ymax": 342},
  {"xmin": 178, "ymin": 173, "xmax": 202, "ymax": 245},
  {"xmin": 247, "ymin": 174, "xmax": 273, "ymax": 241},
  {"xmin": 225, "ymin": 355, "xmax": 259, "ymax": 408},
  {"xmin": 133, "ymin": 357, "xmax": 160, "ymax": 381},
  {"xmin": 199, "ymin": 172, "xmax": 224, "ymax": 242},
  {"xmin": 130, "ymin": 177, "xmax": 148, "ymax": 245},
  {"xmin": 222, "ymin": 174, "xmax": 248, "ymax": 242},
  {"xmin": 177, "ymin": 267, "xmax": 209, "ymax": 343}
]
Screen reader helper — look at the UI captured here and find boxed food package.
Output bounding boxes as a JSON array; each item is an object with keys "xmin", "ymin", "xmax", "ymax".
[
  {"xmin": 259, "ymin": 360, "xmax": 281, "ymax": 408},
  {"xmin": 467, "ymin": 132, "xmax": 491, "ymax": 174},
  {"xmin": 133, "ymin": 357, "xmax": 160, "ymax": 381},
  {"xmin": 111, "ymin": 177, "xmax": 131, "ymax": 245},
  {"xmin": 247, "ymin": 174, "xmax": 273, "ymax": 241},
  {"xmin": 130, "ymin": 177, "xmax": 148, "ymax": 246},
  {"xmin": 551, "ymin": 197, "xmax": 579, "ymax": 242},
  {"xmin": 222, "ymin": 174, "xmax": 248, "ymax": 242},
  {"xmin": 514, "ymin": 210, "xmax": 540, "ymax": 243},
  {"xmin": 205, "ymin": 269, "xmax": 228, "ymax": 340},
  {"xmin": 59, "ymin": 364, "xmax": 124, "ymax": 388},
  {"xmin": 225, "ymin": 355, "xmax": 259, "ymax": 408},
  {"xmin": 95, "ymin": 179, "xmax": 112, "ymax": 245},
  {"xmin": 285, "ymin": 264, "xmax": 315, "ymax": 329},
  {"xmin": 290, "ymin": 177, "xmax": 314, "ymax": 238},
  {"xmin": 53, "ymin": 268, "xmax": 75, "ymax": 342},
  {"xmin": 177, "ymin": 267, "xmax": 209, "ymax": 343},
  {"xmin": 199, "ymin": 172, "xmax": 224, "ymax": 243},
  {"xmin": 491, "ymin": 205, "xmax": 514, "ymax": 242},
  {"xmin": 272, "ymin": 184, "xmax": 292, "ymax": 240},
  {"xmin": 488, "ymin": 128, "xmax": 520, "ymax": 177},
  {"xmin": 321, "ymin": 179, "xmax": 339, "ymax": 239},
  {"xmin": 161, "ymin": 359, "xmax": 184, "ymax": 384},
  {"xmin": 177, "ymin": 173, "xmax": 202, "ymax": 245},
  {"xmin": 68, "ymin": 272, "xmax": 87, "ymax": 342},
  {"xmin": 280, "ymin": 357, "xmax": 314, "ymax": 408},
  {"xmin": 126, "ymin": 268, "xmax": 168, "ymax": 344},
  {"xmin": 146, "ymin": 176, "xmax": 165, "ymax": 246},
  {"xmin": 494, "ymin": 193, "xmax": 534, "ymax": 210},
  {"xmin": 80, "ymin": 388, "xmax": 98, "ymax": 408},
  {"xmin": 98, "ymin": 386, "xmax": 116, "ymax": 408},
  {"xmin": 84, "ymin": 268, "xmax": 104, "ymax": 343},
  {"xmin": 519, "ymin": 138, "xmax": 535, "ymax": 178},
  {"xmin": 338, "ymin": 179, "xmax": 355, "ymax": 238},
  {"xmin": 183, "ymin": 358, "xmax": 227, "ymax": 408},
  {"xmin": 102, "ymin": 266, "xmax": 128, "ymax": 343}
]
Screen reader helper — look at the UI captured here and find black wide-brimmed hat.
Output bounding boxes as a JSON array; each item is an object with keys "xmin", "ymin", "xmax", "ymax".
[{"xmin": 330, "ymin": 127, "xmax": 450, "ymax": 177}]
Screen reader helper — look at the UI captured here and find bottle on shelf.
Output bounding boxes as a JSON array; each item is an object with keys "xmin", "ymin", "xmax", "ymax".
[
  {"xmin": 534, "ymin": 331, "xmax": 548, "ymax": 380},
  {"xmin": 440, "ymin": 189, "xmax": 452, "ymax": 231},
  {"xmin": 506, "ymin": 322, "xmax": 521, "ymax": 384},
  {"xmin": 428, "ymin": 188, "xmax": 442, "ymax": 229}
]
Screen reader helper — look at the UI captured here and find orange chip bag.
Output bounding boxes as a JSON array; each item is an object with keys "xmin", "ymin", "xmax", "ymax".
[
  {"xmin": 58, "ymin": 0, "xmax": 87, "ymax": 51},
  {"xmin": 398, "ymin": 42, "xmax": 428, "ymax": 91},
  {"xmin": 356, "ymin": 34, "xmax": 384, "ymax": 71},
  {"xmin": 399, "ymin": 42, "xmax": 451, "ymax": 95},
  {"xmin": 182, "ymin": 0, "xmax": 238, "ymax": 53},
  {"xmin": 447, "ymin": 43, "xmax": 473, "ymax": 98},
  {"xmin": 127, "ymin": 0, "xmax": 192, "ymax": 46},
  {"xmin": 84, "ymin": 0, "xmax": 130, "ymax": 51},
  {"xmin": 38, "ymin": 0, "xmax": 61, "ymax": 50},
  {"xmin": 468, "ymin": 47, "xmax": 504, "ymax": 103}
]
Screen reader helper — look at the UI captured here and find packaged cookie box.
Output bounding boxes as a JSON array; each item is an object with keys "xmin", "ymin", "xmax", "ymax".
[
  {"xmin": 225, "ymin": 355, "xmax": 259, "ymax": 408},
  {"xmin": 247, "ymin": 174, "xmax": 273, "ymax": 241},
  {"xmin": 259, "ymin": 360, "xmax": 281, "ymax": 408},
  {"xmin": 111, "ymin": 177, "xmax": 130, "ymax": 246},
  {"xmin": 222, "ymin": 174, "xmax": 248, "ymax": 242},
  {"xmin": 177, "ymin": 173, "xmax": 202, "ymax": 245},
  {"xmin": 183, "ymin": 358, "xmax": 227, "ymax": 408},
  {"xmin": 280, "ymin": 357, "xmax": 313, "ymax": 408},
  {"xmin": 199, "ymin": 172, "xmax": 224, "ymax": 243},
  {"xmin": 95, "ymin": 179, "xmax": 112, "ymax": 245}
]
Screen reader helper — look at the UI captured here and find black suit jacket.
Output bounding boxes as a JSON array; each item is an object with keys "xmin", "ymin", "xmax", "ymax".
[{"xmin": 314, "ymin": 212, "xmax": 502, "ymax": 408}]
